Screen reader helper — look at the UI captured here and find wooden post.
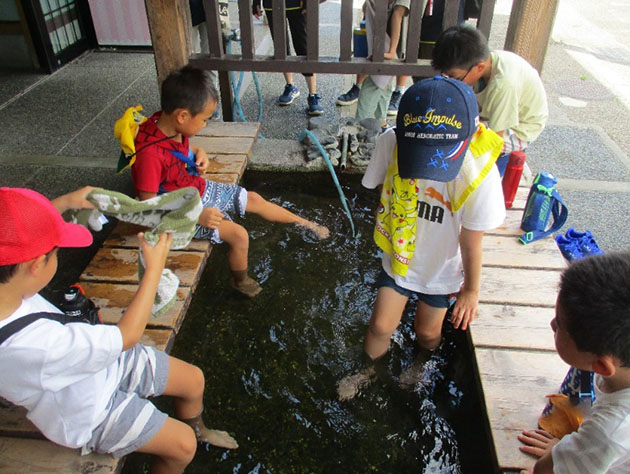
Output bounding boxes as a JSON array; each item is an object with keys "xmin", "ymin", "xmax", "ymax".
[
  {"xmin": 504, "ymin": 0, "xmax": 559, "ymax": 73},
  {"xmin": 145, "ymin": 0, "xmax": 191, "ymax": 86}
]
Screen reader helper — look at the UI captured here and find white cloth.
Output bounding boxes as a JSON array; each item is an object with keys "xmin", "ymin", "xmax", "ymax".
[
  {"xmin": 475, "ymin": 50, "xmax": 548, "ymax": 143},
  {"xmin": 551, "ymin": 374, "xmax": 630, "ymax": 474},
  {"xmin": 0, "ymin": 294, "xmax": 123, "ymax": 448},
  {"xmin": 362, "ymin": 128, "xmax": 505, "ymax": 294}
]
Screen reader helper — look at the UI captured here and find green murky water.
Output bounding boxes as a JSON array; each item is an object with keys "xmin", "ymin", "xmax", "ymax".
[{"xmin": 122, "ymin": 172, "xmax": 493, "ymax": 473}]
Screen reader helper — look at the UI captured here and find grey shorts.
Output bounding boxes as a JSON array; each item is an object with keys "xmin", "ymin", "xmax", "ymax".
[
  {"xmin": 194, "ymin": 178, "xmax": 248, "ymax": 244},
  {"xmin": 83, "ymin": 344, "xmax": 170, "ymax": 458},
  {"xmin": 376, "ymin": 269, "xmax": 454, "ymax": 309}
]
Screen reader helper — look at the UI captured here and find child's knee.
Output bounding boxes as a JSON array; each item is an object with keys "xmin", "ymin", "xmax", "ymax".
[
  {"xmin": 246, "ymin": 191, "xmax": 264, "ymax": 209},
  {"xmin": 221, "ymin": 222, "xmax": 249, "ymax": 248},
  {"xmin": 172, "ymin": 425, "xmax": 197, "ymax": 465},
  {"xmin": 189, "ymin": 365, "xmax": 205, "ymax": 398},
  {"xmin": 368, "ymin": 317, "xmax": 398, "ymax": 339}
]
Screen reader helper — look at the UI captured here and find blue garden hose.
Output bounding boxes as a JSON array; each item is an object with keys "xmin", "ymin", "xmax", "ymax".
[
  {"xmin": 225, "ymin": 31, "xmax": 264, "ymax": 128},
  {"xmin": 299, "ymin": 129, "xmax": 357, "ymax": 237}
]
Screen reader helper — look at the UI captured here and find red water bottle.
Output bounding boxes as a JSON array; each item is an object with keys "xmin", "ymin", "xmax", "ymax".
[{"xmin": 502, "ymin": 151, "xmax": 526, "ymax": 209}]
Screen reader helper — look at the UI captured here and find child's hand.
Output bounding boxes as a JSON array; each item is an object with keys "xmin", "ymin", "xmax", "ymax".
[
  {"xmin": 52, "ymin": 186, "xmax": 97, "ymax": 213},
  {"xmin": 195, "ymin": 148, "xmax": 210, "ymax": 175},
  {"xmin": 450, "ymin": 288, "xmax": 479, "ymax": 330},
  {"xmin": 518, "ymin": 429, "xmax": 559, "ymax": 458},
  {"xmin": 138, "ymin": 232, "xmax": 173, "ymax": 273},
  {"xmin": 200, "ymin": 207, "xmax": 224, "ymax": 229}
]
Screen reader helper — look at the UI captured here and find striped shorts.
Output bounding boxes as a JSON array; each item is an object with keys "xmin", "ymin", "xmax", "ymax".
[
  {"xmin": 194, "ymin": 178, "xmax": 248, "ymax": 244},
  {"xmin": 83, "ymin": 344, "xmax": 170, "ymax": 458}
]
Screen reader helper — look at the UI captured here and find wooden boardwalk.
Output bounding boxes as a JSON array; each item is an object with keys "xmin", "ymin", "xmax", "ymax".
[
  {"xmin": 1, "ymin": 137, "xmax": 568, "ymax": 473},
  {"xmin": 474, "ymin": 187, "xmax": 569, "ymax": 473},
  {"xmin": 0, "ymin": 121, "xmax": 260, "ymax": 473}
]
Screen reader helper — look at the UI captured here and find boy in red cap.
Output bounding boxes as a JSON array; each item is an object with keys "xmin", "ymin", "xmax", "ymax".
[{"xmin": 0, "ymin": 187, "xmax": 237, "ymax": 473}]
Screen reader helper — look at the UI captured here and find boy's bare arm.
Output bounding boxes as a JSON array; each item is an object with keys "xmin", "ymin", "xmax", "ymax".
[
  {"xmin": 385, "ymin": 5, "xmax": 408, "ymax": 59},
  {"xmin": 117, "ymin": 232, "xmax": 173, "ymax": 350},
  {"xmin": 51, "ymin": 186, "xmax": 97, "ymax": 213},
  {"xmin": 452, "ymin": 227, "xmax": 484, "ymax": 330}
]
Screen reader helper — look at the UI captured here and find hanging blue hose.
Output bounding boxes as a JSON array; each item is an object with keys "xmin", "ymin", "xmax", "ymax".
[
  {"xmin": 225, "ymin": 32, "xmax": 264, "ymax": 127},
  {"xmin": 299, "ymin": 130, "xmax": 357, "ymax": 237}
]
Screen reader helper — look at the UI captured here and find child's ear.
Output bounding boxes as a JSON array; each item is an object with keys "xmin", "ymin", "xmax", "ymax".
[
  {"xmin": 591, "ymin": 355, "xmax": 617, "ymax": 377},
  {"xmin": 28, "ymin": 255, "xmax": 47, "ymax": 276},
  {"xmin": 174, "ymin": 108, "xmax": 190, "ymax": 125}
]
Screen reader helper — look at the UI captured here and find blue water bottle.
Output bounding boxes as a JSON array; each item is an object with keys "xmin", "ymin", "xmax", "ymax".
[
  {"xmin": 519, "ymin": 172, "xmax": 568, "ymax": 244},
  {"xmin": 353, "ymin": 20, "xmax": 367, "ymax": 58}
]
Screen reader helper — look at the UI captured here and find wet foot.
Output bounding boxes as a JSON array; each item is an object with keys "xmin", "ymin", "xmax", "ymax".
[
  {"xmin": 398, "ymin": 350, "xmax": 433, "ymax": 390},
  {"xmin": 200, "ymin": 429, "xmax": 239, "ymax": 450},
  {"xmin": 336, "ymin": 366, "xmax": 376, "ymax": 401},
  {"xmin": 298, "ymin": 221, "xmax": 330, "ymax": 240},
  {"xmin": 231, "ymin": 276, "xmax": 262, "ymax": 298}
]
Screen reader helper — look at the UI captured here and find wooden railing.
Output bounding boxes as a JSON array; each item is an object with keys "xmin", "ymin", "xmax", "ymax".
[{"xmin": 189, "ymin": 0, "xmax": 496, "ymax": 76}]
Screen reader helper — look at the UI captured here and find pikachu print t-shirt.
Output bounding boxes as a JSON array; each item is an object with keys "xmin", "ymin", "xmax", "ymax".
[{"xmin": 362, "ymin": 128, "xmax": 505, "ymax": 294}]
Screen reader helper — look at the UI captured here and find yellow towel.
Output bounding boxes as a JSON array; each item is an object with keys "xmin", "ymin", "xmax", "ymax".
[
  {"xmin": 113, "ymin": 105, "xmax": 147, "ymax": 171},
  {"xmin": 374, "ymin": 124, "xmax": 503, "ymax": 276}
]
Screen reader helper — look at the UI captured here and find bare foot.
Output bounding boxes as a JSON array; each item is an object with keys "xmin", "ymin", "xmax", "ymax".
[
  {"xmin": 398, "ymin": 358, "xmax": 427, "ymax": 390},
  {"xmin": 336, "ymin": 366, "xmax": 376, "ymax": 401},
  {"xmin": 202, "ymin": 429, "xmax": 239, "ymax": 450},
  {"xmin": 231, "ymin": 276, "xmax": 262, "ymax": 298},
  {"xmin": 399, "ymin": 349, "xmax": 433, "ymax": 390},
  {"xmin": 298, "ymin": 220, "xmax": 330, "ymax": 240}
]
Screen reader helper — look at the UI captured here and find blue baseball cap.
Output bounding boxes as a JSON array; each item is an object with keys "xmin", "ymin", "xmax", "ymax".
[{"xmin": 395, "ymin": 76, "xmax": 479, "ymax": 181}]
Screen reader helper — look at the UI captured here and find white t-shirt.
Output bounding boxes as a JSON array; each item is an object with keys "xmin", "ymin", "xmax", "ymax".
[
  {"xmin": 552, "ymin": 374, "xmax": 630, "ymax": 473},
  {"xmin": 362, "ymin": 129, "xmax": 505, "ymax": 294},
  {"xmin": 0, "ymin": 294, "xmax": 123, "ymax": 448},
  {"xmin": 475, "ymin": 50, "xmax": 548, "ymax": 143}
]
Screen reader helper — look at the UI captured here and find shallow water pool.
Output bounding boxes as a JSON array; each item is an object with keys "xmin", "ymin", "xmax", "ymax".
[{"xmin": 122, "ymin": 171, "xmax": 494, "ymax": 473}]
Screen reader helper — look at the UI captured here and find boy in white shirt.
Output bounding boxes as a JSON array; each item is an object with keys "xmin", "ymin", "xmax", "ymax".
[
  {"xmin": 0, "ymin": 187, "xmax": 237, "ymax": 474},
  {"xmin": 519, "ymin": 253, "xmax": 630, "ymax": 474},
  {"xmin": 338, "ymin": 76, "xmax": 506, "ymax": 400}
]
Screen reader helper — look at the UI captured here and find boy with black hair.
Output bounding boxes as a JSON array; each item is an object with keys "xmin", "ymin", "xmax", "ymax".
[
  {"xmin": 431, "ymin": 24, "xmax": 548, "ymax": 176},
  {"xmin": 519, "ymin": 252, "xmax": 630, "ymax": 473},
  {"xmin": 132, "ymin": 66, "xmax": 329, "ymax": 298},
  {"xmin": 0, "ymin": 186, "xmax": 238, "ymax": 474},
  {"xmin": 337, "ymin": 76, "xmax": 506, "ymax": 400}
]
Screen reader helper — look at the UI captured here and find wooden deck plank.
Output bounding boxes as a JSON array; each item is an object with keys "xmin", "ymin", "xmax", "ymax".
[
  {"xmin": 104, "ymin": 222, "xmax": 210, "ymax": 252},
  {"xmin": 197, "ymin": 121, "xmax": 260, "ymax": 138},
  {"xmin": 80, "ymin": 282, "xmax": 191, "ymax": 332},
  {"xmin": 204, "ymin": 172, "xmax": 239, "ymax": 185},
  {"xmin": 205, "ymin": 154, "xmax": 248, "ymax": 175},
  {"xmin": 472, "ymin": 304, "xmax": 556, "ymax": 351},
  {"xmin": 476, "ymin": 348, "xmax": 568, "ymax": 471},
  {"xmin": 487, "ymin": 209, "xmax": 525, "ymax": 237},
  {"xmin": 141, "ymin": 329, "xmax": 174, "ymax": 353},
  {"xmin": 190, "ymin": 136, "xmax": 255, "ymax": 157},
  {"xmin": 481, "ymin": 267, "xmax": 561, "ymax": 307},
  {"xmin": 79, "ymin": 248, "xmax": 207, "ymax": 289},
  {"xmin": 0, "ymin": 398, "xmax": 39, "ymax": 439},
  {"xmin": 0, "ymin": 436, "xmax": 120, "ymax": 473},
  {"xmin": 483, "ymin": 235, "xmax": 566, "ymax": 269}
]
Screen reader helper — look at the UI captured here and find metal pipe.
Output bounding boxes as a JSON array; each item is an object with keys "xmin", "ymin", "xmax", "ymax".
[{"xmin": 340, "ymin": 132, "xmax": 348, "ymax": 171}]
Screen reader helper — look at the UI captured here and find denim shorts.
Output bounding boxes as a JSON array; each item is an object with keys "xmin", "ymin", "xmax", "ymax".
[{"xmin": 376, "ymin": 269, "xmax": 453, "ymax": 308}]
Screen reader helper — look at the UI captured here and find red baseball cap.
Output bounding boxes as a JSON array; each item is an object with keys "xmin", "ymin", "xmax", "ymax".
[{"xmin": 0, "ymin": 188, "xmax": 93, "ymax": 265}]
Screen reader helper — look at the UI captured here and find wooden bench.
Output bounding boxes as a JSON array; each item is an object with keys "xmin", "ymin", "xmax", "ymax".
[
  {"xmin": 0, "ymin": 121, "xmax": 260, "ymax": 474},
  {"xmin": 474, "ymin": 187, "xmax": 570, "ymax": 473}
]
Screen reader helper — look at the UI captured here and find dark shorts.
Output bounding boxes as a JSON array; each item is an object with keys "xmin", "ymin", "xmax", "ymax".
[
  {"xmin": 376, "ymin": 269, "xmax": 454, "ymax": 308},
  {"xmin": 265, "ymin": 8, "xmax": 313, "ymax": 77}
]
